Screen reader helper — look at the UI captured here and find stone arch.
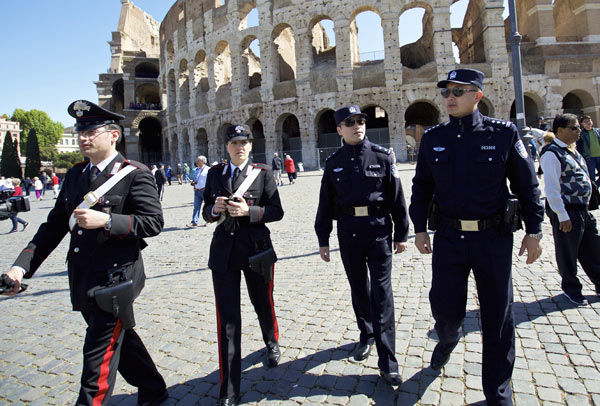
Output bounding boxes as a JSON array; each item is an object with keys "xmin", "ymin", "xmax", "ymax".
[
  {"xmin": 398, "ymin": 5, "xmax": 435, "ymax": 69},
  {"xmin": 167, "ymin": 69, "xmax": 177, "ymax": 115},
  {"xmin": 239, "ymin": 2, "xmax": 258, "ymax": 30},
  {"xmin": 138, "ymin": 117, "xmax": 163, "ymax": 164},
  {"xmin": 310, "ymin": 15, "xmax": 336, "ymax": 66},
  {"xmin": 315, "ymin": 109, "xmax": 338, "ymax": 167},
  {"xmin": 135, "ymin": 62, "xmax": 159, "ymax": 79},
  {"xmin": 247, "ymin": 118, "xmax": 265, "ymax": 163},
  {"xmin": 178, "ymin": 59, "xmax": 190, "ymax": 119},
  {"xmin": 362, "ymin": 105, "xmax": 390, "ymax": 146},
  {"xmin": 214, "ymin": 41, "xmax": 233, "ymax": 110},
  {"xmin": 181, "ymin": 128, "xmax": 191, "ymax": 165},
  {"xmin": 163, "ymin": 137, "xmax": 171, "ymax": 165},
  {"xmin": 171, "ymin": 132, "xmax": 179, "ymax": 164},
  {"xmin": 479, "ymin": 97, "xmax": 494, "ymax": 117},
  {"xmin": 135, "ymin": 84, "xmax": 160, "ymax": 107},
  {"xmin": 561, "ymin": 89, "xmax": 595, "ymax": 117},
  {"xmin": 405, "ymin": 100, "xmax": 440, "ymax": 145},
  {"xmin": 195, "ymin": 128, "xmax": 209, "ymax": 159},
  {"xmin": 510, "ymin": 94, "xmax": 542, "ymax": 127},
  {"xmin": 241, "ymin": 35, "xmax": 262, "ymax": 90},
  {"xmin": 166, "ymin": 40, "xmax": 175, "ymax": 65},
  {"xmin": 350, "ymin": 7, "xmax": 384, "ymax": 64},
  {"xmin": 276, "ymin": 113, "xmax": 302, "ymax": 164},
  {"xmin": 272, "ymin": 24, "xmax": 296, "ymax": 82},
  {"xmin": 111, "ymin": 79, "xmax": 124, "ymax": 114},
  {"xmin": 452, "ymin": 0, "xmax": 487, "ymax": 64},
  {"xmin": 194, "ymin": 50, "xmax": 209, "ymax": 92}
]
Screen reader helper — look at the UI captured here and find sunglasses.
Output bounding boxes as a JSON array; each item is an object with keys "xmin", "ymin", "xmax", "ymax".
[
  {"xmin": 343, "ymin": 118, "xmax": 366, "ymax": 127},
  {"xmin": 567, "ymin": 125, "xmax": 581, "ymax": 131},
  {"xmin": 441, "ymin": 87, "xmax": 479, "ymax": 98}
]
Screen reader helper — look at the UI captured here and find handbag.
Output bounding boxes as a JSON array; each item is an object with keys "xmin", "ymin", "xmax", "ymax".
[{"xmin": 248, "ymin": 248, "xmax": 277, "ymax": 282}]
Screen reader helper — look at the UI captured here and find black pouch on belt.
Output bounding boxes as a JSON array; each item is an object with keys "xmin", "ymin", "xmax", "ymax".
[
  {"xmin": 248, "ymin": 242, "xmax": 277, "ymax": 283},
  {"xmin": 87, "ymin": 267, "xmax": 136, "ymax": 329},
  {"xmin": 502, "ymin": 196, "xmax": 523, "ymax": 233},
  {"xmin": 427, "ymin": 198, "xmax": 439, "ymax": 231}
]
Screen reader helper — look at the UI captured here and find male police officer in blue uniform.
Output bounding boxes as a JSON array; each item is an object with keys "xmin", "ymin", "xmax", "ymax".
[
  {"xmin": 315, "ymin": 105, "xmax": 409, "ymax": 386},
  {"xmin": 410, "ymin": 69, "xmax": 544, "ymax": 405}
]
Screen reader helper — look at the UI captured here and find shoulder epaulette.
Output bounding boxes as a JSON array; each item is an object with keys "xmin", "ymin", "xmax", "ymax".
[
  {"xmin": 252, "ymin": 163, "xmax": 270, "ymax": 171},
  {"xmin": 73, "ymin": 160, "xmax": 89, "ymax": 167},
  {"xmin": 423, "ymin": 122, "xmax": 447, "ymax": 134},
  {"xmin": 325, "ymin": 148, "xmax": 342, "ymax": 161},
  {"xmin": 371, "ymin": 144, "xmax": 391, "ymax": 155},
  {"xmin": 123, "ymin": 159, "xmax": 147, "ymax": 170},
  {"xmin": 483, "ymin": 117, "xmax": 513, "ymax": 128}
]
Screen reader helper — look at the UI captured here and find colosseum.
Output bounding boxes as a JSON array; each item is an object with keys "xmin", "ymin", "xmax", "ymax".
[{"xmin": 97, "ymin": 0, "xmax": 600, "ymax": 169}]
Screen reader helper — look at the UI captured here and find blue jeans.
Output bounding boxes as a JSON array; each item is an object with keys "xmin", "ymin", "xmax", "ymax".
[
  {"xmin": 586, "ymin": 156, "xmax": 600, "ymax": 185},
  {"xmin": 192, "ymin": 189, "xmax": 204, "ymax": 224}
]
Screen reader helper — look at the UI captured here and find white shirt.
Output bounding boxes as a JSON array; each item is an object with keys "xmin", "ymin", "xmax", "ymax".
[
  {"xmin": 85, "ymin": 151, "xmax": 119, "ymax": 175},
  {"xmin": 193, "ymin": 165, "xmax": 209, "ymax": 190},
  {"xmin": 540, "ymin": 138, "xmax": 591, "ymax": 222},
  {"xmin": 229, "ymin": 160, "xmax": 249, "ymax": 180}
]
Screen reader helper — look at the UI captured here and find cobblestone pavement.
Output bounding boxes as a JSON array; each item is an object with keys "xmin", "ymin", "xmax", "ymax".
[{"xmin": 1, "ymin": 164, "xmax": 599, "ymax": 406}]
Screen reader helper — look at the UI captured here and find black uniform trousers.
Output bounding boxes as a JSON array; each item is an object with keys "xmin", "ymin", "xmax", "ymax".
[
  {"xmin": 548, "ymin": 208, "xmax": 600, "ymax": 296},
  {"xmin": 212, "ymin": 266, "xmax": 279, "ymax": 399},
  {"xmin": 430, "ymin": 226, "xmax": 514, "ymax": 406},
  {"xmin": 76, "ymin": 309, "xmax": 166, "ymax": 406},
  {"xmin": 337, "ymin": 229, "xmax": 398, "ymax": 374}
]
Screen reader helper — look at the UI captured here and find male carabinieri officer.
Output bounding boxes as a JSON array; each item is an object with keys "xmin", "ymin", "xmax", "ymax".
[
  {"xmin": 410, "ymin": 69, "xmax": 544, "ymax": 406},
  {"xmin": 203, "ymin": 125, "xmax": 284, "ymax": 405},
  {"xmin": 3, "ymin": 100, "xmax": 168, "ymax": 406},
  {"xmin": 315, "ymin": 105, "xmax": 409, "ymax": 386}
]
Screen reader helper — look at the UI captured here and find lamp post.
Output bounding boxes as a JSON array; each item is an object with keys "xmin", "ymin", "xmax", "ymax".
[{"xmin": 507, "ymin": 0, "xmax": 526, "ymax": 132}]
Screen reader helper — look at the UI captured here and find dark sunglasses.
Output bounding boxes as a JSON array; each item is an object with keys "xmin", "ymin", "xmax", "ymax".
[
  {"xmin": 441, "ymin": 87, "xmax": 479, "ymax": 98},
  {"xmin": 343, "ymin": 118, "xmax": 366, "ymax": 127},
  {"xmin": 567, "ymin": 125, "xmax": 581, "ymax": 131}
]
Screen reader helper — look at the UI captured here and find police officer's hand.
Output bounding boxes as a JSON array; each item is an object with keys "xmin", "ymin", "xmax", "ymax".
[
  {"xmin": 394, "ymin": 242, "xmax": 406, "ymax": 254},
  {"xmin": 319, "ymin": 247, "xmax": 330, "ymax": 262},
  {"xmin": 415, "ymin": 232, "xmax": 432, "ymax": 254},
  {"xmin": 2, "ymin": 267, "xmax": 23, "ymax": 296},
  {"xmin": 73, "ymin": 208, "xmax": 110, "ymax": 229},
  {"xmin": 519, "ymin": 235, "xmax": 543, "ymax": 264},
  {"xmin": 226, "ymin": 197, "xmax": 249, "ymax": 217},
  {"xmin": 213, "ymin": 196, "xmax": 229, "ymax": 214},
  {"xmin": 559, "ymin": 220, "xmax": 572, "ymax": 232}
]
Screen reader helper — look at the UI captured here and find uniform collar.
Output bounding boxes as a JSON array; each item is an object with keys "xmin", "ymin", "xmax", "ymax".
[
  {"xmin": 342, "ymin": 136, "xmax": 369, "ymax": 152},
  {"xmin": 449, "ymin": 109, "xmax": 483, "ymax": 128},
  {"xmin": 84, "ymin": 151, "xmax": 119, "ymax": 173}
]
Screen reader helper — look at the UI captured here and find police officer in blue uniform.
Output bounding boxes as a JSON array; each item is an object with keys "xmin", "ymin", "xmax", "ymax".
[
  {"xmin": 410, "ymin": 69, "xmax": 544, "ymax": 406},
  {"xmin": 3, "ymin": 100, "xmax": 168, "ymax": 406},
  {"xmin": 315, "ymin": 105, "xmax": 409, "ymax": 386}
]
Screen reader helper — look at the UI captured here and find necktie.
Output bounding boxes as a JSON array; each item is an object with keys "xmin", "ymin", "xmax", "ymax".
[
  {"xmin": 233, "ymin": 167, "xmax": 240, "ymax": 183},
  {"xmin": 90, "ymin": 166, "xmax": 99, "ymax": 183}
]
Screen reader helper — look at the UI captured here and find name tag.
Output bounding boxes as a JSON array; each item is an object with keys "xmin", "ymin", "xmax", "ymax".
[
  {"xmin": 368, "ymin": 164, "xmax": 381, "ymax": 169},
  {"xmin": 481, "ymin": 145, "xmax": 496, "ymax": 150}
]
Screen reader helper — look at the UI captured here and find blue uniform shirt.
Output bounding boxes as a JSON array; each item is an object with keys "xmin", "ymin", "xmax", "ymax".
[
  {"xmin": 315, "ymin": 137, "xmax": 409, "ymax": 247},
  {"xmin": 409, "ymin": 109, "xmax": 543, "ymax": 234}
]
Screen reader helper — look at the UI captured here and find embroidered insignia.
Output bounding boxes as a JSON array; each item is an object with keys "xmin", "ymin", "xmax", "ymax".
[
  {"xmin": 247, "ymin": 199, "xmax": 255, "ymax": 206},
  {"xmin": 349, "ymin": 106, "xmax": 357, "ymax": 113},
  {"xmin": 98, "ymin": 196, "xmax": 105, "ymax": 204},
  {"xmin": 73, "ymin": 100, "xmax": 90, "ymax": 117},
  {"xmin": 235, "ymin": 125, "xmax": 245, "ymax": 133},
  {"xmin": 110, "ymin": 162, "xmax": 121, "ymax": 175},
  {"xmin": 449, "ymin": 71, "xmax": 457, "ymax": 79},
  {"xmin": 391, "ymin": 164, "xmax": 400, "ymax": 178},
  {"xmin": 515, "ymin": 139, "xmax": 528, "ymax": 159},
  {"xmin": 433, "ymin": 147, "xmax": 445, "ymax": 152},
  {"xmin": 481, "ymin": 145, "xmax": 496, "ymax": 150},
  {"xmin": 333, "ymin": 168, "xmax": 343, "ymax": 172}
]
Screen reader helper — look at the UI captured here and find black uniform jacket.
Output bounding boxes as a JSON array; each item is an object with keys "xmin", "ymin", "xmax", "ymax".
[
  {"xmin": 13, "ymin": 153, "xmax": 164, "ymax": 311},
  {"xmin": 314, "ymin": 137, "xmax": 409, "ymax": 247},
  {"xmin": 203, "ymin": 161, "xmax": 284, "ymax": 273},
  {"xmin": 409, "ymin": 109, "xmax": 544, "ymax": 234}
]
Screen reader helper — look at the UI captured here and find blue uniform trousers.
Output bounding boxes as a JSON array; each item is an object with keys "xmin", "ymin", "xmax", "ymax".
[
  {"xmin": 431, "ymin": 226, "xmax": 515, "ymax": 406},
  {"xmin": 337, "ymin": 229, "xmax": 398, "ymax": 374}
]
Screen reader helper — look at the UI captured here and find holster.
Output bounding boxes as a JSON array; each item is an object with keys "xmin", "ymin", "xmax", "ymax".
[
  {"xmin": 501, "ymin": 195, "xmax": 523, "ymax": 233},
  {"xmin": 427, "ymin": 198, "xmax": 439, "ymax": 231},
  {"xmin": 87, "ymin": 267, "xmax": 136, "ymax": 329},
  {"xmin": 248, "ymin": 242, "xmax": 277, "ymax": 283}
]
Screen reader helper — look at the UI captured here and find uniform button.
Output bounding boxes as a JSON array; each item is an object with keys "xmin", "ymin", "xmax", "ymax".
[
  {"xmin": 74, "ymin": 247, "xmax": 80, "ymax": 253},
  {"xmin": 460, "ymin": 235, "xmax": 465, "ymax": 239},
  {"xmin": 488, "ymin": 157, "xmax": 492, "ymax": 161},
  {"xmin": 230, "ymin": 232, "xmax": 234, "ymax": 236},
  {"xmin": 457, "ymin": 134, "xmax": 461, "ymax": 138},
  {"xmin": 351, "ymin": 158, "xmax": 354, "ymax": 161},
  {"xmin": 77, "ymin": 230, "xmax": 83, "ymax": 236},
  {"xmin": 336, "ymin": 178, "xmax": 340, "ymax": 181},
  {"xmin": 435, "ymin": 158, "xmax": 439, "ymax": 162},
  {"xmin": 113, "ymin": 264, "xmax": 118, "ymax": 267}
]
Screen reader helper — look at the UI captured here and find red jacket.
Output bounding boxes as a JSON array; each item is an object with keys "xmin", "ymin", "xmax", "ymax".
[
  {"xmin": 284, "ymin": 158, "xmax": 295, "ymax": 173},
  {"xmin": 52, "ymin": 175, "xmax": 59, "ymax": 186},
  {"xmin": 12, "ymin": 186, "xmax": 23, "ymax": 196}
]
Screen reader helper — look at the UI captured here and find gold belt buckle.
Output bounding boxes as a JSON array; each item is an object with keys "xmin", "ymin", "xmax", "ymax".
[
  {"xmin": 459, "ymin": 220, "xmax": 479, "ymax": 232},
  {"xmin": 84, "ymin": 191, "xmax": 99, "ymax": 207},
  {"xmin": 354, "ymin": 206, "xmax": 369, "ymax": 217}
]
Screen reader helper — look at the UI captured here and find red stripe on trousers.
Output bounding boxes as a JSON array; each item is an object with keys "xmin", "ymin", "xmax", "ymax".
[
  {"xmin": 215, "ymin": 296, "xmax": 224, "ymax": 387},
  {"xmin": 269, "ymin": 264, "xmax": 279, "ymax": 341},
  {"xmin": 93, "ymin": 319, "xmax": 122, "ymax": 406}
]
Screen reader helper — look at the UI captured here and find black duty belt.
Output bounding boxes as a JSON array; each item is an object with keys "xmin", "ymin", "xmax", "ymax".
[
  {"xmin": 438, "ymin": 213, "xmax": 502, "ymax": 232},
  {"xmin": 339, "ymin": 205, "xmax": 386, "ymax": 217}
]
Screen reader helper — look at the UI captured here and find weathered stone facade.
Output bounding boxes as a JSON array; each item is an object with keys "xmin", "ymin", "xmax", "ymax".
[
  {"xmin": 0, "ymin": 118, "xmax": 22, "ymax": 159},
  {"xmin": 152, "ymin": 0, "xmax": 600, "ymax": 168},
  {"xmin": 95, "ymin": 0, "xmax": 163, "ymax": 163}
]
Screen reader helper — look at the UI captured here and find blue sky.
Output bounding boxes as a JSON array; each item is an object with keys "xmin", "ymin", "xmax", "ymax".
[{"xmin": 1, "ymin": 0, "xmax": 507, "ymax": 129}]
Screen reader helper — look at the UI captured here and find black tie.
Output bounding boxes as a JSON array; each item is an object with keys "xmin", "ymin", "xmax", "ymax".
[
  {"xmin": 233, "ymin": 167, "xmax": 240, "ymax": 184},
  {"xmin": 90, "ymin": 166, "xmax": 99, "ymax": 183}
]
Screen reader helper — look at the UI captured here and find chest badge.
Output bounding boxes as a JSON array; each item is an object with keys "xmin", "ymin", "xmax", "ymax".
[
  {"xmin": 333, "ymin": 168, "xmax": 344, "ymax": 172},
  {"xmin": 433, "ymin": 147, "xmax": 445, "ymax": 152},
  {"xmin": 368, "ymin": 164, "xmax": 381, "ymax": 170}
]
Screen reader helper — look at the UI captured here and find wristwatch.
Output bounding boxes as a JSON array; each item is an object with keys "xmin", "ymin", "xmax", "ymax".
[
  {"xmin": 104, "ymin": 215, "xmax": 112, "ymax": 231},
  {"xmin": 527, "ymin": 232, "xmax": 543, "ymax": 240}
]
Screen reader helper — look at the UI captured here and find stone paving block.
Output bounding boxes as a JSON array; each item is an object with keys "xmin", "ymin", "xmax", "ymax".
[{"xmin": 565, "ymin": 394, "xmax": 592, "ymax": 405}]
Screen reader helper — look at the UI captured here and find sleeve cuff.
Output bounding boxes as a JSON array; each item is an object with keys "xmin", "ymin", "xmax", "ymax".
[{"xmin": 109, "ymin": 213, "xmax": 131, "ymax": 238}]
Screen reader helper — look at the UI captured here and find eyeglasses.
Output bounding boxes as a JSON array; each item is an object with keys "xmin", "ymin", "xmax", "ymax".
[
  {"xmin": 567, "ymin": 125, "xmax": 581, "ymax": 131},
  {"xmin": 343, "ymin": 118, "xmax": 366, "ymax": 127},
  {"xmin": 77, "ymin": 129, "xmax": 110, "ymax": 139},
  {"xmin": 441, "ymin": 88, "xmax": 480, "ymax": 98}
]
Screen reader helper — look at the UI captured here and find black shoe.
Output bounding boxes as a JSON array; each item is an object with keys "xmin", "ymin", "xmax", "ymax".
[
  {"xmin": 353, "ymin": 340, "xmax": 374, "ymax": 362},
  {"xmin": 380, "ymin": 371, "xmax": 402, "ymax": 386},
  {"xmin": 9, "ymin": 229, "xmax": 18, "ymax": 233},
  {"xmin": 219, "ymin": 395, "xmax": 241, "ymax": 406},
  {"xmin": 431, "ymin": 342, "xmax": 456, "ymax": 370},
  {"xmin": 564, "ymin": 291, "xmax": 588, "ymax": 306},
  {"xmin": 266, "ymin": 343, "xmax": 281, "ymax": 368},
  {"xmin": 137, "ymin": 389, "xmax": 168, "ymax": 406},
  {"xmin": 22, "ymin": 222, "xmax": 29, "ymax": 231}
]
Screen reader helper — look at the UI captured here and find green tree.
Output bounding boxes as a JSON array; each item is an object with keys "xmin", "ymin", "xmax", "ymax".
[
  {"xmin": 11, "ymin": 109, "xmax": 64, "ymax": 149},
  {"xmin": 54, "ymin": 151, "xmax": 84, "ymax": 169},
  {"xmin": 24, "ymin": 128, "xmax": 41, "ymax": 178},
  {"xmin": 1, "ymin": 132, "xmax": 22, "ymax": 178},
  {"xmin": 39, "ymin": 145, "xmax": 58, "ymax": 162}
]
